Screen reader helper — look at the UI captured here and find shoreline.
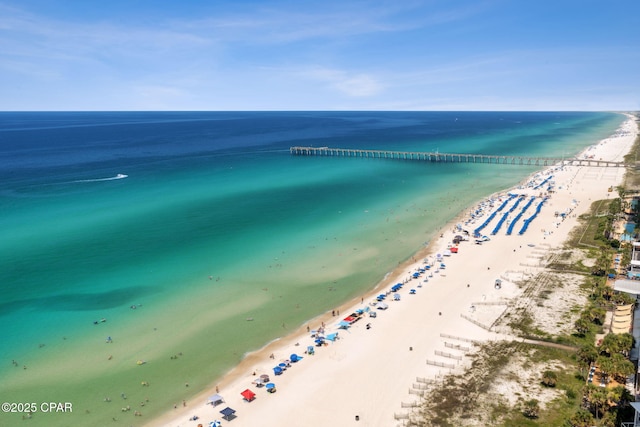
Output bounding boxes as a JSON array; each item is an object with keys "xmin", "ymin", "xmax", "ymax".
[{"xmin": 147, "ymin": 114, "xmax": 638, "ymax": 427}]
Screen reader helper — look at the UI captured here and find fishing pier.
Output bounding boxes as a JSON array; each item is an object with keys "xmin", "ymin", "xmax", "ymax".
[{"xmin": 290, "ymin": 146, "xmax": 625, "ymax": 168}]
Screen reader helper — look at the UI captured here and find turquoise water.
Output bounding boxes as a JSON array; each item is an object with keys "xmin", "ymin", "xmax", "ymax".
[{"xmin": 0, "ymin": 111, "xmax": 625, "ymax": 425}]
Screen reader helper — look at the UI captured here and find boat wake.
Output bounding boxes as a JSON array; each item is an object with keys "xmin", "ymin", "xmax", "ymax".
[{"xmin": 72, "ymin": 174, "xmax": 128, "ymax": 183}]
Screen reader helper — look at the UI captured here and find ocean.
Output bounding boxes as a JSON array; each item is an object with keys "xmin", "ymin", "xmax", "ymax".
[{"xmin": 0, "ymin": 111, "xmax": 624, "ymax": 425}]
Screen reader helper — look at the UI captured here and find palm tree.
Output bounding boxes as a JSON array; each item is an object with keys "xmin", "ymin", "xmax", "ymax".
[
  {"xmin": 610, "ymin": 353, "xmax": 635, "ymax": 382},
  {"xmin": 569, "ymin": 408, "xmax": 595, "ymax": 427},
  {"xmin": 616, "ymin": 333, "xmax": 634, "ymax": 356},
  {"xmin": 600, "ymin": 333, "xmax": 635, "ymax": 356},
  {"xmin": 586, "ymin": 385, "xmax": 609, "ymax": 419},
  {"xmin": 608, "ymin": 384, "xmax": 634, "ymax": 408},
  {"xmin": 599, "ymin": 333, "xmax": 622, "ymax": 355},
  {"xmin": 600, "ymin": 411, "xmax": 617, "ymax": 427},
  {"xmin": 602, "ymin": 285, "xmax": 614, "ymax": 300},
  {"xmin": 597, "ymin": 355, "xmax": 615, "ymax": 383},
  {"xmin": 576, "ymin": 344, "xmax": 598, "ymax": 375},
  {"xmin": 574, "ymin": 316, "xmax": 591, "ymax": 336},
  {"xmin": 589, "ymin": 307, "xmax": 607, "ymax": 325}
]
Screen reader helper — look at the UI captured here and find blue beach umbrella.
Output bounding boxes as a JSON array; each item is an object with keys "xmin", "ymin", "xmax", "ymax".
[
  {"xmin": 219, "ymin": 407, "xmax": 236, "ymax": 421},
  {"xmin": 266, "ymin": 383, "xmax": 275, "ymax": 390}
]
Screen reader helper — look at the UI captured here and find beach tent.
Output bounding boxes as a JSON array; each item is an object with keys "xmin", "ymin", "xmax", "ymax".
[
  {"xmin": 326, "ymin": 333, "xmax": 338, "ymax": 341},
  {"xmin": 208, "ymin": 394, "xmax": 225, "ymax": 406},
  {"xmin": 219, "ymin": 407, "xmax": 236, "ymax": 421},
  {"xmin": 241, "ymin": 389, "xmax": 256, "ymax": 402}
]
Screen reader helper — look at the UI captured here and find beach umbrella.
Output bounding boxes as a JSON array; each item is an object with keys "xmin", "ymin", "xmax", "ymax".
[
  {"xmin": 259, "ymin": 374, "xmax": 269, "ymax": 382},
  {"xmin": 266, "ymin": 383, "xmax": 275, "ymax": 390},
  {"xmin": 219, "ymin": 407, "xmax": 236, "ymax": 421},
  {"xmin": 273, "ymin": 366, "xmax": 283, "ymax": 375},
  {"xmin": 209, "ymin": 421, "xmax": 222, "ymax": 427},
  {"xmin": 241, "ymin": 388, "xmax": 256, "ymax": 402}
]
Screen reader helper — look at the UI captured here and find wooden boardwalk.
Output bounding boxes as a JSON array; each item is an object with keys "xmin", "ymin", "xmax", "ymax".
[{"xmin": 290, "ymin": 146, "xmax": 625, "ymax": 168}]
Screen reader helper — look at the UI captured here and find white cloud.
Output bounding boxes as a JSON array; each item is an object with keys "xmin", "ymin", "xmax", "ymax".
[
  {"xmin": 123, "ymin": 84, "xmax": 191, "ymax": 110},
  {"xmin": 300, "ymin": 67, "xmax": 383, "ymax": 97},
  {"xmin": 333, "ymin": 74, "xmax": 382, "ymax": 97}
]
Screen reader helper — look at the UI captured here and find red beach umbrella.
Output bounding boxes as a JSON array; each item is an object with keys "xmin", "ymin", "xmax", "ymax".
[{"xmin": 241, "ymin": 388, "xmax": 256, "ymax": 402}]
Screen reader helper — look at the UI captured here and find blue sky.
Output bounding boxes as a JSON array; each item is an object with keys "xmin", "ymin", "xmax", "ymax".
[{"xmin": 1, "ymin": 0, "xmax": 638, "ymax": 111}]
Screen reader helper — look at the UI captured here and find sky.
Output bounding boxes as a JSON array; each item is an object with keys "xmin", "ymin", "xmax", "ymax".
[{"xmin": 1, "ymin": 0, "xmax": 639, "ymax": 111}]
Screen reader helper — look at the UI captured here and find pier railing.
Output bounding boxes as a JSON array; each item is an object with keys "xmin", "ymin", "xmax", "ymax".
[{"xmin": 290, "ymin": 146, "xmax": 625, "ymax": 168}]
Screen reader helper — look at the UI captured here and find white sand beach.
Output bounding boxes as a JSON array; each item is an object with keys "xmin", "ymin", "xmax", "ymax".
[{"xmin": 148, "ymin": 116, "xmax": 638, "ymax": 427}]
